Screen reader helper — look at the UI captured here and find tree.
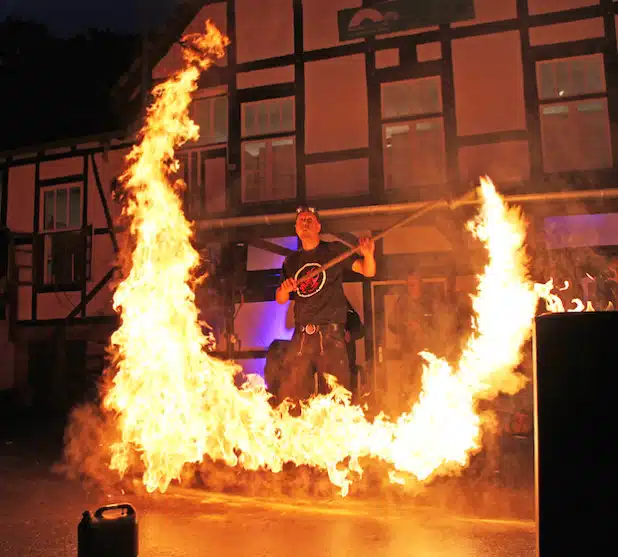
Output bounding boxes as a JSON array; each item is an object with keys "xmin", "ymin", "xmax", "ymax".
[{"xmin": 0, "ymin": 17, "xmax": 141, "ymax": 152}]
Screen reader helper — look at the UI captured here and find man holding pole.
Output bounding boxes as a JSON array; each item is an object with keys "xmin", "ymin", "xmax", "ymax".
[{"xmin": 274, "ymin": 206, "xmax": 375, "ymax": 405}]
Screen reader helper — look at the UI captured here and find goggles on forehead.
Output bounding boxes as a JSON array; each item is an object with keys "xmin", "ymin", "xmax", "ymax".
[
  {"xmin": 296, "ymin": 206, "xmax": 317, "ymax": 215},
  {"xmin": 295, "ymin": 206, "xmax": 320, "ymax": 221}
]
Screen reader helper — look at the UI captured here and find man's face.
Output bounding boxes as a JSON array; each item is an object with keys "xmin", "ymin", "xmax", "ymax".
[{"xmin": 295, "ymin": 211, "xmax": 321, "ymax": 239}]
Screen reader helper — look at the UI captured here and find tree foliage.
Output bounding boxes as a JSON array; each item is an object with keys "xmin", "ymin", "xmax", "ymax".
[{"xmin": 0, "ymin": 17, "xmax": 142, "ymax": 151}]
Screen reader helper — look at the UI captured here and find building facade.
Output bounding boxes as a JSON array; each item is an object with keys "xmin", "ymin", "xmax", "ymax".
[{"xmin": 2, "ymin": 0, "xmax": 618, "ymax": 412}]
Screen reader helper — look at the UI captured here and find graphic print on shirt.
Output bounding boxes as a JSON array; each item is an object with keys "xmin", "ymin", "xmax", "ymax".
[{"xmin": 295, "ymin": 262, "xmax": 327, "ymax": 298}]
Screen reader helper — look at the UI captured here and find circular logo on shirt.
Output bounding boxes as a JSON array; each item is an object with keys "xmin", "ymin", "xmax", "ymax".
[{"xmin": 295, "ymin": 263, "xmax": 326, "ymax": 298}]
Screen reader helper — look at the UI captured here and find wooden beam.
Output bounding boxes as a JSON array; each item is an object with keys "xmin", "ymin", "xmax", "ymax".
[
  {"xmin": 64, "ymin": 267, "xmax": 117, "ymax": 324},
  {"xmin": 328, "ymin": 232, "xmax": 358, "ymax": 248},
  {"xmin": 90, "ymin": 153, "xmax": 119, "ymax": 253}
]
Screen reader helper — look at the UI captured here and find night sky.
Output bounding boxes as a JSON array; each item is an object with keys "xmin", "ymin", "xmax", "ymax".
[{"xmin": 1, "ymin": 0, "xmax": 182, "ymax": 36}]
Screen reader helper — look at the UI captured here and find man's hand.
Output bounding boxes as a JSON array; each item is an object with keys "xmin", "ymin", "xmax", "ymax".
[
  {"xmin": 352, "ymin": 237, "xmax": 376, "ymax": 278},
  {"xmin": 280, "ymin": 277, "xmax": 297, "ymax": 294},
  {"xmin": 276, "ymin": 277, "xmax": 297, "ymax": 304},
  {"xmin": 358, "ymin": 237, "xmax": 375, "ymax": 257}
]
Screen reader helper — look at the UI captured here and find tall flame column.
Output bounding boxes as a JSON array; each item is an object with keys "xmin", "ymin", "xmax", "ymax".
[{"xmin": 534, "ymin": 311, "xmax": 618, "ymax": 556}]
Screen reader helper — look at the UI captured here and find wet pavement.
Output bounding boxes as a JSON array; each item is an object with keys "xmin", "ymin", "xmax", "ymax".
[{"xmin": 0, "ymin": 445, "xmax": 536, "ymax": 557}]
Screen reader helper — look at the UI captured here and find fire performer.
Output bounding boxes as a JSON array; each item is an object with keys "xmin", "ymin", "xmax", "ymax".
[
  {"xmin": 274, "ymin": 206, "xmax": 376, "ymax": 405},
  {"xmin": 264, "ymin": 299, "xmax": 364, "ymax": 401}
]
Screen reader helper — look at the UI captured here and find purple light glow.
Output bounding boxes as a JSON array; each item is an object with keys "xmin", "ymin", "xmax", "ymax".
[{"xmin": 544, "ymin": 213, "xmax": 618, "ymax": 249}]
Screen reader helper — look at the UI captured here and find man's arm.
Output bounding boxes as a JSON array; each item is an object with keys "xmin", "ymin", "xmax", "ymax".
[
  {"xmin": 276, "ymin": 260, "xmax": 296, "ymax": 304},
  {"xmin": 276, "ymin": 278, "xmax": 296, "ymax": 304},
  {"xmin": 351, "ymin": 237, "xmax": 376, "ymax": 277}
]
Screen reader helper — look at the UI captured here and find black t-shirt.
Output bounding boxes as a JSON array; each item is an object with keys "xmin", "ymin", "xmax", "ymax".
[{"xmin": 282, "ymin": 241, "xmax": 359, "ymax": 327}]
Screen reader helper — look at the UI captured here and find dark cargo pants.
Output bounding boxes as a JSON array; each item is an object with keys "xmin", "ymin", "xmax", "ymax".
[{"xmin": 277, "ymin": 324, "xmax": 350, "ymax": 404}]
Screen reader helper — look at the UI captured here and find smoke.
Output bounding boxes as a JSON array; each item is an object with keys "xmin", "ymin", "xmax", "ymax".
[
  {"xmin": 56, "ymin": 189, "xmax": 536, "ymax": 507},
  {"xmin": 54, "ymin": 364, "xmax": 147, "ymax": 494},
  {"xmin": 55, "ymin": 402, "xmax": 122, "ymax": 489},
  {"xmin": 187, "ymin": 455, "xmax": 533, "ymax": 519},
  {"xmin": 524, "ymin": 177, "xmax": 618, "ymax": 312},
  {"xmin": 367, "ymin": 209, "xmax": 486, "ymax": 422}
]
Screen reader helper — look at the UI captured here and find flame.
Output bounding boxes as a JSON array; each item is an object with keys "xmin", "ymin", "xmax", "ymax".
[
  {"xmin": 103, "ymin": 21, "xmax": 230, "ymax": 491},
  {"xmin": 376, "ymin": 177, "xmax": 537, "ymax": 481},
  {"xmin": 100, "ymin": 22, "xmax": 544, "ymax": 496},
  {"xmin": 535, "ymin": 278, "xmax": 601, "ymax": 313}
]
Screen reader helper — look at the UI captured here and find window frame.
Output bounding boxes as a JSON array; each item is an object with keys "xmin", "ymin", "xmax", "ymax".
[
  {"xmin": 179, "ymin": 87, "xmax": 229, "ymax": 218},
  {"xmin": 380, "ymin": 77, "xmax": 443, "ymax": 122},
  {"xmin": 40, "ymin": 183, "xmax": 82, "ymax": 233},
  {"xmin": 177, "ymin": 146, "xmax": 228, "ymax": 219},
  {"xmin": 241, "ymin": 136, "xmax": 296, "ymax": 203},
  {"xmin": 37, "ymin": 183, "xmax": 90, "ymax": 292},
  {"xmin": 536, "ymin": 53, "xmax": 612, "ymax": 174},
  {"xmin": 39, "ymin": 229, "xmax": 92, "ymax": 290},
  {"xmin": 188, "ymin": 88, "xmax": 229, "ymax": 147},
  {"xmin": 240, "ymin": 96, "xmax": 297, "ymax": 204},
  {"xmin": 380, "ymin": 75, "xmax": 447, "ymax": 191}
]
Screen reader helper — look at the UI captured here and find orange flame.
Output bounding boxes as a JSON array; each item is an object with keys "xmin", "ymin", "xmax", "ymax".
[
  {"xmin": 103, "ymin": 21, "xmax": 230, "ymax": 491},
  {"xmin": 102, "ymin": 22, "xmax": 544, "ymax": 496},
  {"xmin": 535, "ymin": 279, "xmax": 599, "ymax": 313},
  {"xmin": 375, "ymin": 177, "xmax": 537, "ymax": 481}
]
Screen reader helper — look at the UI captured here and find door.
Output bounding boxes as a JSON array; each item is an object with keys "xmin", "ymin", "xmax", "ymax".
[
  {"xmin": 371, "ymin": 280, "xmax": 414, "ymax": 416},
  {"xmin": 371, "ymin": 277, "xmax": 449, "ymax": 417}
]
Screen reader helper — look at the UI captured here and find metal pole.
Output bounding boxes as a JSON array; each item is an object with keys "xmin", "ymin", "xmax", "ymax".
[
  {"xmin": 296, "ymin": 189, "xmax": 477, "ymax": 286},
  {"xmin": 194, "ymin": 187, "xmax": 618, "ymax": 231}
]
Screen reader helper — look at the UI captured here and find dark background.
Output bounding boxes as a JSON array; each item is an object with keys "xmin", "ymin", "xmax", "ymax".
[
  {"xmin": 1, "ymin": 0, "xmax": 179, "ymax": 37},
  {"xmin": 0, "ymin": 0, "xmax": 183, "ymax": 152}
]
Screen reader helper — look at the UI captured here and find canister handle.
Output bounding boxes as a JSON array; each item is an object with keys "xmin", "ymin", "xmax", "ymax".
[{"xmin": 94, "ymin": 504, "xmax": 136, "ymax": 519}]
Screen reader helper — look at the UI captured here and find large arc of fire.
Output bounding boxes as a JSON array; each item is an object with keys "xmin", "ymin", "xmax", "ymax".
[{"xmin": 102, "ymin": 22, "xmax": 543, "ymax": 496}]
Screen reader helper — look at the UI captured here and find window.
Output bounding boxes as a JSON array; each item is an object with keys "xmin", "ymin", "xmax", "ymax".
[
  {"xmin": 241, "ymin": 97, "xmax": 296, "ymax": 203},
  {"xmin": 42, "ymin": 186, "xmax": 81, "ymax": 232},
  {"xmin": 537, "ymin": 54, "xmax": 612, "ymax": 173},
  {"xmin": 381, "ymin": 77, "xmax": 447, "ymax": 190},
  {"xmin": 42, "ymin": 231, "xmax": 90, "ymax": 287},
  {"xmin": 242, "ymin": 138, "xmax": 295, "ymax": 202},
  {"xmin": 242, "ymin": 97, "xmax": 294, "ymax": 137},
  {"xmin": 382, "ymin": 78, "xmax": 442, "ymax": 119},
  {"xmin": 189, "ymin": 94, "xmax": 228, "ymax": 146},
  {"xmin": 178, "ymin": 149, "xmax": 227, "ymax": 219},
  {"xmin": 179, "ymin": 90, "xmax": 228, "ymax": 218},
  {"xmin": 39, "ymin": 185, "xmax": 89, "ymax": 288}
]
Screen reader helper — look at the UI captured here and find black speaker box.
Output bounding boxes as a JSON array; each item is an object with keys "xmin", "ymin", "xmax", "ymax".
[
  {"xmin": 534, "ymin": 311, "xmax": 618, "ymax": 556},
  {"xmin": 218, "ymin": 242, "xmax": 248, "ymax": 289}
]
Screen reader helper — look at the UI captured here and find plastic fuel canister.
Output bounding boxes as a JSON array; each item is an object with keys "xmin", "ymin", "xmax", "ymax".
[{"xmin": 78, "ymin": 503, "xmax": 138, "ymax": 557}]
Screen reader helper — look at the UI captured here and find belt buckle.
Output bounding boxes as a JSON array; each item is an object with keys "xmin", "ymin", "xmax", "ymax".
[{"xmin": 305, "ymin": 324, "xmax": 317, "ymax": 335}]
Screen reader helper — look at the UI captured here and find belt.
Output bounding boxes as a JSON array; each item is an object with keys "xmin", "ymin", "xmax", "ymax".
[{"xmin": 299, "ymin": 323, "xmax": 340, "ymax": 335}]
